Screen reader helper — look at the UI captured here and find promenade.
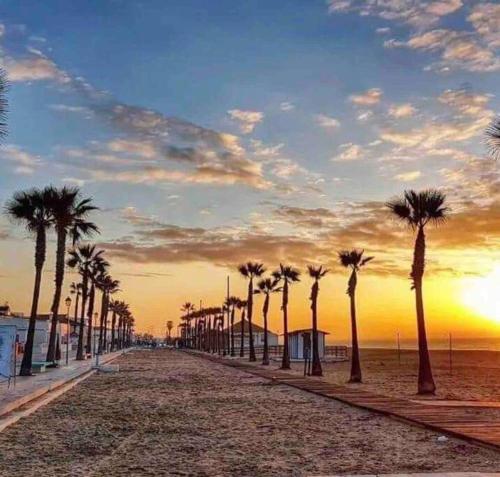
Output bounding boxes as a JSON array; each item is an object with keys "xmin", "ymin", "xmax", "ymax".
[{"xmin": 0, "ymin": 349, "xmax": 497, "ymax": 477}]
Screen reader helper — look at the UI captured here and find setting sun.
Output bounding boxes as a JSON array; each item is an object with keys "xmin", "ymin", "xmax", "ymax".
[{"xmin": 462, "ymin": 266, "xmax": 500, "ymax": 324}]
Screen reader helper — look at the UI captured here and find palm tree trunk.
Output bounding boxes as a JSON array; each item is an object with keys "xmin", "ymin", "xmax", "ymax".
[
  {"xmin": 262, "ymin": 295, "xmax": 270, "ymax": 366},
  {"xmin": 76, "ymin": 275, "xmax": 88, "ymax": 360},
  {"xmin": 85, "ymin": 283, "xmax": 95, "ymax": 355},
  {"xmin": 117, "ymin": 314, "xmax": 123, "ymax": 350},
  {"xmin": 230, "ymin": 307, "xmax": 235, "ymax": 356},
  {"xmin": 349, "ymin": 275, "xmax": 362, "ymax": 382},
  {"xmin": 247, "ymin": 280, "xmax": 256, "ymax": 362},
  {"xmin": 103, "ymin": 304, "xmax": 109, "ymax": 352},
  {"xmin": 73, "ymin": 291, "xmax": 80, "ymax": 338},
  {"xmin": 98, "ymin": 292, "xmax": 106, "ymax": 353},
  {"xmin": 46, "ymin": 227, "xmax": 67, "ymax": 364},
  {"xmin": 281, "ymin": 282, "xmax": 290, "ymax": 369},
  {"xmin": 413, "ymin": 226, "xmax": 436, "ymax": 395},
  {"xmin": 239, "ymin": 310, "xmax": 245, "ymax": 357},
  {"xmin": 110, "ymin": 309, "xmax": 117, "ymax": 351},
  {"xmin": 20, "ymin": 227, "xmax": 46, "ymax": 376},
  {"xmin": 311, "ymin": 283, "xmax": 322, "ymax": 376}
]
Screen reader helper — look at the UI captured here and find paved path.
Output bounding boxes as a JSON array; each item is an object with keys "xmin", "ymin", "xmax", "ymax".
[
  {"xmin": 0, "ymin": 350, "xmax": 124, "ymax": 418},
  {"xmin": 188, "ymin": 350, "xmax": 500, "ymax": 451}
]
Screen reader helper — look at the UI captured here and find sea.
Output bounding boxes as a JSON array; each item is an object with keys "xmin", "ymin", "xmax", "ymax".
[{"xmin": 329, "ymin": 337, "xmax": 500, "ymax": 351}]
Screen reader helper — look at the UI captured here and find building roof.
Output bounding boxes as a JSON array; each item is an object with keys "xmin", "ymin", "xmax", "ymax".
[
  {"xmin": 288, "ymin": 328, "xmax": 330, "ymax": 336},
  {"xmin": 226, "ymin": 319, "xmax": 278, "ymax": 335}
]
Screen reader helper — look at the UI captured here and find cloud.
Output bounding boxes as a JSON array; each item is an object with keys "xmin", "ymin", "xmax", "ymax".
[
  {"xmin": 280, "ymin": 101, "xmax": 295, "ymax": 111},
  {"xmin": 331, "ymin": 143, "xmax": 365, "ymax": 162},
  {"xmin": 468, "ymin": 3, "xmax": 500, "ymax": 49},
  {"xmin": 386, "ymin": 28, "xmax": 500, "ymax": 73},
  {"xmin": 0, "ymin": 145, "xmax": 42, "ymax": 174},
  {"xmin": 357, "ymin": 111, "xmax": 373, "ymax": 122},
  {"xmin": 388, "ymin": 103, "xmax": 417, "ymax": 118},
  {"xmin": 349, "ymin": 88, "xmax": 382, "ymax": 106},
  {"xmin": 273, "ymin": 205, "xmax": 337, "ymax": 228},
  {"xmin": 315, "ymin": 114, "xmax": 341, "ymax": 129},
  {"xmin": 120, "ymin": 207, "xmax": 163, "ymax": 227},
  {"xmin": 227, "ymin": 109, "xmax": 264, "ymax": 134},
  {"xmin": 327, "ymin": 0, "xmax": 463, "ymax": 29},
  {"xmin": 394, "ymin": 170, "xmax": 421, "ymax": 182},
  {"xmin": 3, "ymin": 49, "xmax": 70, "ymax": 83}
]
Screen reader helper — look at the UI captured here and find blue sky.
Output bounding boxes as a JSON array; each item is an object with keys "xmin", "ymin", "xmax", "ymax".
[{"xmin": 0, "ymin": 0, "xmax": 499, "ymax": 335}]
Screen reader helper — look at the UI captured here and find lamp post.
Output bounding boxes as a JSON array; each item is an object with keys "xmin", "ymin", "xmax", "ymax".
[
  {"xmin": 65, "ymin": 296, "xmax": 72, "ymax": 366},
  {"xmin": 94, "ymin": 312, "xmax": 99, "ymax": 367}
]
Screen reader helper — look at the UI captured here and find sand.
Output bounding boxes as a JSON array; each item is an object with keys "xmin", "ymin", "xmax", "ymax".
[
  {"xmin": 0, "ymin": 349, "xmax": 498, "ymax": 477},
  {"xmin": 254, "ymin": 348, "xmax": 500, "ymax": 402}
]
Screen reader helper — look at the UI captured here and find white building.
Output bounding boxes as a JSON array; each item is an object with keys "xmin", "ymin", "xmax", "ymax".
[
  {"xmin": 288, "ymin": 328, "xmax": 329, "ymax": 360},
  {"xmin": 230, "ymin": 319, "xmax": 278, "ymax": 350}
]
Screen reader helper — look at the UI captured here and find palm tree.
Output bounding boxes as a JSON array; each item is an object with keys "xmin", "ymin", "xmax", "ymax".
[
  {"xmin": 85, "ymin": 254, "xmax": 109, "ymax": 356},
  {"xmin": 255, "ymin": 278, "xmax": 280, "ymax": 365},
  {"xmin": 0, "ymin": 68, "xmax": 8, "ymax": 142},
  {"xmin": 97, "ymin": 274, "xmax": 119, "ymax": 353},
  {"xmin": 236, "ymin": 299, "xmax": 247, "ymax": 357},
  {"xmin": 67, "ymin": 245, "xmax": 105, "ymax": 360},
  {"xmin": 272, "ymin": 264, "xmax": 300, "ymax": 370},
  {"xmin": 338, "ymin": 251, "xmax": 373, "ymax": 383},
  {"xmin": 387, "ymin": 189, "xmax": 449, "ymax": 394},
  {"xmin": 181, "ymin": 302, "xmax": 195, "ymax": 347},
  {"xmin": 307, "ymin": 266, "xmax": 329, "ymax": 376},
  {"xmin": 228, "ymin": 296, "xmax": 240, "ymax": 356},
  {"xmin": 238, "ymin": 262, "xmax": 266, "ymax": 362},
  {"xmin": 5, "ymin": 188, "xmax": 52, "ymax": 375},
  {"xmin": 46, "ymin": 186, "xmax": 98, "ymax": 363},
  {"xmin": 166, "ymin": 320, "xmax": 174, "ymax": 342},
  {"xmin": 69, "ymin": 282, "xmax": 82, "ymax": 337},
  {"xmin": 486, "ymin": 116, "xmax": 500, "ymax": 160}
]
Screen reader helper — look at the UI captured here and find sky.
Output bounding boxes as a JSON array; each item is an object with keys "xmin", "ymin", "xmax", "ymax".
[{"xmin": 0, "ymin": 0, "xmax": 499, "ymax": 345}]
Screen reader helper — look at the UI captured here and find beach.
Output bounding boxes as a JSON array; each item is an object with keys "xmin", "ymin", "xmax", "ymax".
[
  {"xmin": 258, "ymin": 347, "xmax": 500, "ymax": 402},
  {"xmin": 0, "ymin": 348, "xmax": 498, "ymax": 476}
]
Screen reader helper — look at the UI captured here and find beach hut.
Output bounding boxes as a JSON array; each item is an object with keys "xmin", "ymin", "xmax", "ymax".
[{"xmin": 288, "ymin": 329, "xmax": 329, "ymax": 360}]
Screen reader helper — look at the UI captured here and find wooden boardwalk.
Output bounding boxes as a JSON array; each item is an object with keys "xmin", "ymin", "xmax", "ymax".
[{"xmin": 187, "ymin": 351, "xmax": 500, "ymax": 451}]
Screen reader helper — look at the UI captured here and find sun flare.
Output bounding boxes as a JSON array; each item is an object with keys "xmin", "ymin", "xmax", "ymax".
[{"xmin": 461, "ymin": 266, "xmax": 500, "ymax": 323}]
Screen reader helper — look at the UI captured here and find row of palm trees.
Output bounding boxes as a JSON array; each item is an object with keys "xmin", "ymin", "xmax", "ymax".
[
  {"xmin": 180, "ymin": 189, "xmax": 448, "ymax": 395},
  {"xmin": 5, "ymin": 186, "xmax": 135, "ymax": 376}
]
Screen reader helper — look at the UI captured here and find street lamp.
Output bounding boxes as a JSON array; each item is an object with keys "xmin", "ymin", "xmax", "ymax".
[{"xmin": 65, "ymin": 296, "xmax": 72, "ymax": 366}]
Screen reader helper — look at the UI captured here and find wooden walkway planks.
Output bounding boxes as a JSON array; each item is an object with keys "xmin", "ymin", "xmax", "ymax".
[{"xmin": 187, "ymin": 351, "xmax": 500, "ymax": 451}]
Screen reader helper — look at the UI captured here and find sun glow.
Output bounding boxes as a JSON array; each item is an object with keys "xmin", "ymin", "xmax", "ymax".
[{"xmin": 461, "ymin": 266, "xmax": 500, "ymax": 324}]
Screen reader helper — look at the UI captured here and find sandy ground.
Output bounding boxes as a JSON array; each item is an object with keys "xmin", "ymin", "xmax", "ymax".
[
  {"xmin": 254, "ymin": 348, "xmax": 500, "ymax": 402},
  {"xmin": 0, "ymin": 349, "xmax": 498, "ymax": 477}
]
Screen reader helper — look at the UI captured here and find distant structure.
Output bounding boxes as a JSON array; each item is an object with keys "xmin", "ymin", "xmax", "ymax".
[
  {"xmin": 230, "ymin": 319, "xmax": 279, "ymax": 350},
  {"xmin": 288, "ymin": 328, "xmax": 329, "ymax": 361}
]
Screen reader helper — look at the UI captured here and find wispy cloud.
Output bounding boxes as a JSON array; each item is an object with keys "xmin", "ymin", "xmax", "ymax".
[
  {"xmin": 349, "ymin": 88, "xmax": 382, "ymax": 106},
  {"xmin": 227, "ymin": 109, "xmax": 264, "ymax": 134}
]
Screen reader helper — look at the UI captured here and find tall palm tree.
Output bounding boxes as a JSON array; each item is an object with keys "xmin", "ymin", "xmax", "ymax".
[
  {"xmin": 5, "ymin": 188, "xmax": 52, "ymax": 375},
  {"xmin": 46, "ymin": 186, "xmax": 98, "ymax": 363},
  {"xmin": 338, "ymin": 251, "xmax": 373, "ymax": 383},
  {"xmin": 225, "ymin": 296, "xmax": 239, "ymax": 357},
  {"xmin": 272, "ymin": 264, "xmax": 300, "ymax": 370},
  {"xmin": 97, "ymin": 274, "xmax": 119, "ymax": 353},
  {"xmin": 181, "ymin": 302, "xmax": 195, "ymax": 347},
  {"xmin": 486, "ymin": 116, "xmax": 500, "ymax": 160},
  {"xmin": 166, "ymin": 320, "xmax": 174, "ymax": 342},
  {"xmin": 0, "ymin": 68, "xmax": 8, "ymax": 142},
  {"xmin": 67, "ymin": 245, "xmax": 105, "ymax": 360},
  {"xmin": 255, "ymin": 278, "xmax": 280, "ymax": 365},
  {"xmin": 307, "ymin": 265, "xmax": 329, "ymax": 376},
  {"xmin": 236, "ymin": 299, "xmax": 247, "ymax": 357},
  {"xmin": 238, "ymin": 262, "xmax": 266, "ymax": 362},
  {"xmin": 86, "ymin": 255, "xmax": 109, "ymax": 355},
  {"xmin": 387, "ymin": 189, "xmax": 449, "ymax": 394},
  {"xmin": 69, "ymin": 282, "xmax": 82, "ymax": 337}
]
